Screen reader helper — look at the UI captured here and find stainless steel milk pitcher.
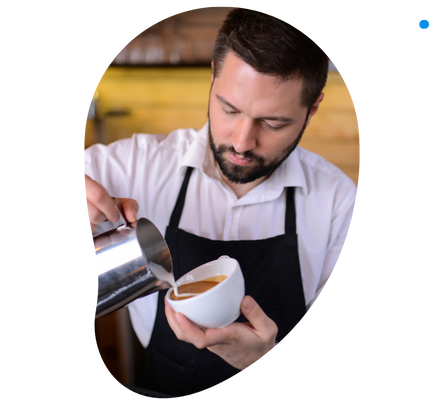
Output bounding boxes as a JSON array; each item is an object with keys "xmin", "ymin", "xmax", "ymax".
[{"xmin": 93, "ymin": 201, "xmax": 173, "ymax": 319}]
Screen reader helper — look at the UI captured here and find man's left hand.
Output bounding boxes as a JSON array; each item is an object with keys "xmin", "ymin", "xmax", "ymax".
[{"xmin": 164, "ymin": 295, "xmax": 278, "ymax": 370}]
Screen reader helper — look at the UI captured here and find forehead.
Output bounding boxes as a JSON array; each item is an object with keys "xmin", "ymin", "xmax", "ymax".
[{"xmin": 213, "ymin": 52, "xmax": 306, "ymax": 113}]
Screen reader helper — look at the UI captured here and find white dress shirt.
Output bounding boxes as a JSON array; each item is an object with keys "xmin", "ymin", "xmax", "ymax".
[{"xmin": 85, "ymin": 123, "xmax": 357, "ymax": 347}]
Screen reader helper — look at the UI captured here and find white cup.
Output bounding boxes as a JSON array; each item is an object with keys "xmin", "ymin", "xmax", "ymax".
[{"xmin": 166, "ymin": 256, "xmax": 245, "ymax": 329}]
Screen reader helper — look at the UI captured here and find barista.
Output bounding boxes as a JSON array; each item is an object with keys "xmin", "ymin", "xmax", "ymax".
[{"xmin": 85, "ymin": 8, "xmax": 356, "ymax": 396}]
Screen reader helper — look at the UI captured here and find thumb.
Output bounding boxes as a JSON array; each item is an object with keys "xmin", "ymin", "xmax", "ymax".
[
  {"xmin": 240, "ymin": 296, "xmax": 277, "ymax": 335},
  {"xmin": 119, "ymin": 198, "xmax": 139, "ymax": 224}
]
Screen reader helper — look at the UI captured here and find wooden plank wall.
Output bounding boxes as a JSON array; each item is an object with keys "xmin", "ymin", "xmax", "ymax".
[{"xmin": 86, "ymin": 67, "xmax": 359, "ymax": 184}]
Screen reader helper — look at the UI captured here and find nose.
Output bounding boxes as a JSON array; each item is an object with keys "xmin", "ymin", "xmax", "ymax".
[{"xmin": 231, "ymin": 118, "xmax": 257, "ymax": 154}]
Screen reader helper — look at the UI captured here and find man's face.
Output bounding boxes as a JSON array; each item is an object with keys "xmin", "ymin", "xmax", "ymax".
[{"xmin": 208, "ymin": 51, "xmax": 323, "ymax": 185}]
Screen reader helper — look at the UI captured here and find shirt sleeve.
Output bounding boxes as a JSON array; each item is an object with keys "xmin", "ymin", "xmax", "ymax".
[
  {"xmin": 85, "ymin": 137, "xmax": 159, "ymax": 347},
  {"xmin": 84, "ymin": 137, "xmax": 140, "ymax": 197},
  {"xmin": 306, "ymin": 180, "xmax": 356, "ymax": 309}
]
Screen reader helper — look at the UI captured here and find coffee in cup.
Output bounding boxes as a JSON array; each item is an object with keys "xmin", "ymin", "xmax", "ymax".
[{"xmin": 169, "ymin": 275, "xmax": 227, "ymax": 301}]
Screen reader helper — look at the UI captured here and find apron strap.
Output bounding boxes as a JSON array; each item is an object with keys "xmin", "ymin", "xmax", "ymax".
[
  {"xmin": 285, "ymin": 187, "xmax": 296, "ymax": 235},
  {"xmin": 169, "ymin": 166, "xmax": 194, "ymax": 228},
  {"xmin": 169, "ymin": 166, "xmax": 296, "ymax": 235}
]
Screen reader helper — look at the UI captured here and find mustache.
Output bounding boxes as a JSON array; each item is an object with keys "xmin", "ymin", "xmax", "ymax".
[{"xmin": 216, "ymin": 144, "xmax": 265, "ymax": 163}]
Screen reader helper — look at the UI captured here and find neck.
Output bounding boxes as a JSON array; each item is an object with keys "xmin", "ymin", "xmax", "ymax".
[{"xmin": 217, "ymin": 165, "xmax": 268, "ymax": 199}]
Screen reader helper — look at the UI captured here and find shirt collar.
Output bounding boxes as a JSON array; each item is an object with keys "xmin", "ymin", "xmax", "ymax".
[
  {"xmin": 178, "ymin": 124, "xmax": 209, "ymax": 173},
  {"xmin": 265, "ymin": 147, "xmax": 308, "ymax": 194},
  {"xmin": 179, "ymin": 122, "xmax": 308, "ymax": 195}
]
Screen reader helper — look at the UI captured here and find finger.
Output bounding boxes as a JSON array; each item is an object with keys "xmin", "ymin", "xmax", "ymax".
[
  {"xmin": 240, "ymin": 296, "xmax": 278, "ymax": 338},
  {"xmin": 164, "ymin": 300, "xmax": 203, "ymax": 341},
  {"xmin": 119, "ymin": 198, "xmax": 139, "ymax": 224},
  {"xmin": 170, "ymin": 311, "xmax": 240, "ymax": 348},
  {"xmin": 85, "ymin": 175, "xmax": 119, "ymax": 223},
  {"xmin": 164, "ymin": 300, "xmax": 216, "ymax": 349},
  {"xmin": 202, "ymin": 325, "xmax": 236, "ymax": 347},
  {"xmin": 164, "ymin": 301, "xmax": 186, "ymax": 340},
  {"xmin": 87, "ymin": 201, "xmax": 108, "ymax": 229}
]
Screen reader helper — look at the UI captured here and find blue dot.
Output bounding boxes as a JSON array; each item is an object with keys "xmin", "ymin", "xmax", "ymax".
[{"xmin": 416, "ymin": 17, "xmax": 432, "ymax": 32}]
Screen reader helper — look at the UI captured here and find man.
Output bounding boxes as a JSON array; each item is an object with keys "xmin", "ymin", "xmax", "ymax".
[{"xmin": 85, "ymin": 8, "xmax": 356, "ymax": 396}]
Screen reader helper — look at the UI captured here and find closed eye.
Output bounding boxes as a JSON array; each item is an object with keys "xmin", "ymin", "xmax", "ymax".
[
  {"xmin": 222, "ymin": 108, "xmax": 285, "ymax": 131},
  {"xmin": 264, "ymin": 122, "xmax": 283, "ymax": 131}
]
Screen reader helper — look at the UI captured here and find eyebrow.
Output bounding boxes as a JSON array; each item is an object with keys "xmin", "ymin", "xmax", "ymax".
[{"xmin": 215, "ymin": 94, "xmax": 295, "ymax": 124}]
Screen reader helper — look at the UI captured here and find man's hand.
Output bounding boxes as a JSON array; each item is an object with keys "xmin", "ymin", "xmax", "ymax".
[
  {"xmin": 85, "ymin": 175, "xmax": 139, "ymax": 231},
  {"xmin": 165, "ymin": 295, "xmax": 278, "ymax": 370}
]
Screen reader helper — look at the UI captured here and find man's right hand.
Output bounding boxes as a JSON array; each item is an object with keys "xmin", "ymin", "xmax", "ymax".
[{"xmin": 85, "ymin": 175, "xmax": 139, "ymax": 231}]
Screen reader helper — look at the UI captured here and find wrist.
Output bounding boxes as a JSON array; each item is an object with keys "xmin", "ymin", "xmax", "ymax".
[{"xmin": 242, "ymin": 342, "xmax": 282, "ymax": 373}]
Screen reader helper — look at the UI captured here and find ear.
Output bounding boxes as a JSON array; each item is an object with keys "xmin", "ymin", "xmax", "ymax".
[
  {"xmin": 211, "ymin": 61, "xmax": 215, "ymax": 83},
  {"xmin": 305, "ymin": 93, "xmax": 324, "ymax": 128}
]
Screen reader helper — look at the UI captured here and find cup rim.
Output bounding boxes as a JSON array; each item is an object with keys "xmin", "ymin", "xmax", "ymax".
[{"xmin": 166, "ymin": 258, "xmax": 238, "ymax": 304}]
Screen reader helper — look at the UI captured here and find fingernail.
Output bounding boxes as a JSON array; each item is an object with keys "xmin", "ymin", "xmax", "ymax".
[{"xmin": 242, "ymin": 296, "xmax": 253, "ymax": 310}]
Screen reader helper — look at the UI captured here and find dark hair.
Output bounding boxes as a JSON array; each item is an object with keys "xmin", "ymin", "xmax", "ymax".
[{"xmin": 213, "ymin": 8, "xmax": 329, "ymax": 108}]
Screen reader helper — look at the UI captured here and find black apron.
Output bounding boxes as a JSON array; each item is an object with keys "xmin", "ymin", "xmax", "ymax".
[{"xmin": 141, "ymin": 167, "xmax": 306, "ymax": 397}]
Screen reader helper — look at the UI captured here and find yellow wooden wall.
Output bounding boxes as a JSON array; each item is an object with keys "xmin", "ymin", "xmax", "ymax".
[{"xmin": 86, "ymin": 67, "xmax": 359, "ymax": 184}]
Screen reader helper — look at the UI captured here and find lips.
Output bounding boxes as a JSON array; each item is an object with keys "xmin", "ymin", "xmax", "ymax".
[{"xmin": 227, "ymin": 152, "xmax": 252, "ymax": 166}]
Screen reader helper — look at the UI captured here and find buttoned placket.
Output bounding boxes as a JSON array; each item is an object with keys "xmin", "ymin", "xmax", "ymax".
[
  {"xmin": 213, "ymin": 177, "xmax": 261, "ymax": 241},
  {"xmin": 214, "ymin": 174, "xmax": 287, "ymax": 242},
  {"xmin": 223, "ymin": 205, "xmax": 241, "ymax": 241}
]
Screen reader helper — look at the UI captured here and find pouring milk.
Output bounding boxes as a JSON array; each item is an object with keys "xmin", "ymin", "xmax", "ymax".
[{"xmin": 147, "ymin": 262, "xmax": 199, "ymax": 298}]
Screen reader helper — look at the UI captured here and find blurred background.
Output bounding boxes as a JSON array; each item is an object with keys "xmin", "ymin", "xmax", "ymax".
[{"xmin": 87, "ymin": 7, "xmax": 359, "ymax": 389}]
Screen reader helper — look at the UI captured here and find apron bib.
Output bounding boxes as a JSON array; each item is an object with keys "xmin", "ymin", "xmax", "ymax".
[{"xmin": 141, "ymin": 167, "xmax": 306, "ymax": 396}]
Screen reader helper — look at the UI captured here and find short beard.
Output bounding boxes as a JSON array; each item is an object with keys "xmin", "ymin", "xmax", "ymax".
[{"xmin": 208, "ymin": 119, "xmax": 308, "ymax": 184}]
